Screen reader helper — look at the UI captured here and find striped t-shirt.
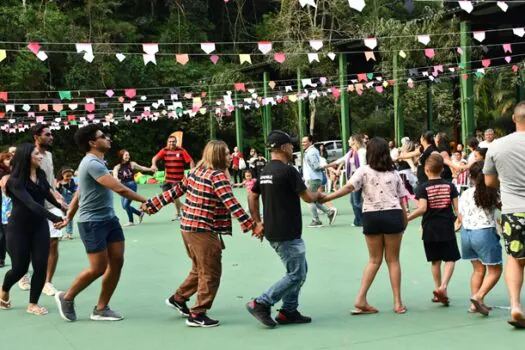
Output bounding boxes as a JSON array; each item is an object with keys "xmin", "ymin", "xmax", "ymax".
[
  {"xmin": 155, "ymin": 147, "xmax": 193, "ymax": 183},
  {"xmin": 146, "ymin": 167, "xmax": 254, "ymax": 235}
]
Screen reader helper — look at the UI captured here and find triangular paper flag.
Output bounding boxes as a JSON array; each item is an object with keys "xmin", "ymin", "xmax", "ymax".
[
  {"xmin": 234, "ymin": 83, "xmax": 246, "ymax": 92},
  {"xmin": 512, "ymin": 65, "xmax": 519, "ymax": 72},
  {"xmin": 299, "ymin": 0, "xmax": 317, "ymax": 8},
  {"xmin": 27, "ymin": 42, "xmax": 41, "ymax": 55},
  {"xmin": 269, "ymin": 81, "xmax": 276, "ymax": 89},
  {"xmin": 59, "ymin": 91, "xmax": 72, "ymax": 100},
  {"xmin": 364, "ymin": 37, "xmax": 377, "ymax": 50},
  {"xmin": 116, "ymin": 53, "xmax": 126, "ymax": 62},
  {"xmin": 307, "ymin": 53, "xmax": 319, "ymax": 63},
  {"xmin": 0, "ymin": 49, "xmax": 6, "ymax": 62},
  {"xmin": 69, "ymin": 104, "xmax": 78, "ymax": 110},
  {"xmin": 309, "ymin": 40, "xmax": 323, "ymax": 51},
  {"xmin": 320, "ymin": 77, "xmax": 327, "ymax": 85},
  {"xmin": 473, "ymin": 31, "xmax": 485, "ymax": 42},
  {"xmin": 513, "ymin": 28, "xmax": 525, "ymax": 38},
  {"xmin": 22, "ymin": 104, "xmax": 31, "ymax": 112},
  {"xmin": 364, "ymin": 51, "xmax": 376, "ymax": 61},
  {"xmin": 417, "ymin": 35, "xmax": 431, "ymax": 45},
  {"xmin": 503, "ymin": 43, "xmax": 512, "ymax": 53},
  {"xmin": 176, "ymin": 54, "xmax": 189, "ymax": 65},
  {"xmin": 210, "ymin": 55, "xmax": 219, "ymax": 64},
  {"xmin": 239, "ymin": 54, "xmax": 252, "ymax": 64},
  {"xmin": 375, "ymin": 86, "xmax": 384, "ymax": 93},
  {"xmin": 76, "ymin": 43, "xmax": 93, "ymax": 55},
  {"xmin": 399, "ymin": 50, "xmax": 407, "ymax": 58},
  {"xmin": 302, "ymin": 79, "xmax": 313, "ymax": 87},
  {"xmin": 125, "ymin": 89, "xmax": 136, "ymax": 99},
  {"xmin": 285, "ymin": 85, "xmax": 293, "ymax": 92},
  {"xmin": 424, "ymin": 48, "xmax": 435, "ymax": 59},
  {"xmin": 83, "ymin": 52, "xmax": 95, "ymax": 63},
  {"xmin": 327, "ymin": 52, "xmax": 336, "ymax": 60},
  {"xmin": 481, "ymin": 59, "xmax": 491, "ymax": 68},
  {"xmin": 366, "ymin": 73, "xmax": 374, "ymax": 80},
  {"xmin": 105, "ymin": 90, "xmax": 114, "ymax": 98},
  {"xmin": 357, "ymin": 73, "xmax": 368, "ymax": 82},
  {"xmin": 39, "ymin": 104, "xmax": 48, "ymax": 111},
  {"xmin": 143, "ymin": 43, "xmax": 159, "ymax": 55},
  {"xmin": 36, "ymin": 51, "xmax": 48, "ymax": 61},
  {"xmin": 274, "ymin": 52, "xmax": 286, "ymax": 63},
  {"xmin": 200, "ymin": 42, "xmax": 216, "ymax": 54},
  {"xmin": 348, "ymin": 0, "xmax": 366, "ymax": 12},
  {"xmin": 505, "ymin": 56, "xmax": 512, "ymax": 63},
  {"xmin": 0, "ymin": 92, "xmax": 8, "ymax": 102},
  {"xmin": 85, "ymin": 103, "xmax": 95, "ymax": 112},
  {"xmin": 52, "ymin": 104, "xmax": 63, "ymax": 113},
  {"xmin": 6, "ymin": 104, "xmax": 15, "ymax": 113},
  {"xmin": 258, "ymin": 41, "xmax": 272, "ymax": 54},
  {"xmin": 143, "ymin": 54, "xmax": 157, "ymax": 65},
  {"xmin": 458, "ymin": 1, "xmax": 473, "ymax": 13},
  {"xmin": 497, "ymin": 2, "xmax": 508, "ymax": 12}
]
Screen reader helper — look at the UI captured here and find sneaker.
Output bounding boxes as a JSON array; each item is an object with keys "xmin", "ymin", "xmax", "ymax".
[
  {"xmin": 90, "ymin": 306, "xmax": 124, "ymax": 321},
  {"xmin": 307, "ymin": 220, "xmax": 323, "ymax": 228},
  {"xmin": 171, "ymin": 214, "xmax": 182, "ymax": 222},
  {"xmin": 327, "ymin": 208, "xmax": 338, "ymax": 225},
  {"xmin": 18, "ymin": 274, "xmax": 30, "ymax": 291},
  {"xmin": 55, "ymin": 292, "xmax": 77, "ymax": 322},
  {"xmin": 275, "ymin": 309, "xmax": 312, "ymax": 325},
  {"xmin": 165, "ymin": 295, "xmax": 190, "ymax": 317},
  {"xmin": 43, "ymin": 282, "xmax": 59, "ymax": 296},
  {"xmin": 123, "ymin": 222, "xmax": 135, "ymax": 227},
  {"xmin": 246, "ymin": 300, "xmax": 277, "ymax": 328},
  {"xmin": 185, "ymin": 313, "xmax": 220, "ymax": 328}
]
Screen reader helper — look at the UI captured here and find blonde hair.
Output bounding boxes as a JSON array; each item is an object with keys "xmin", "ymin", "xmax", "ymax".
[{"xmin": 196, "ymin": 140, "xmax": 229, "ymax": 170}]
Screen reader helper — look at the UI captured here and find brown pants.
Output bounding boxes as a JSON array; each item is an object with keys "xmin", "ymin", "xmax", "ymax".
[{"xmin": 175, "ymin": 231, "xmax": 222, "ymax": 314}]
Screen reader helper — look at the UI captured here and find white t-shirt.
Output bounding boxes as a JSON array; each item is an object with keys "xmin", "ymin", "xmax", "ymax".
[
  {"xmin": 478, "ymin": 140, "xmax": 492, "ymax": 149},
  {"xmin": 459, "ymin": 187, "xmax": 497, "ymax": 230}
]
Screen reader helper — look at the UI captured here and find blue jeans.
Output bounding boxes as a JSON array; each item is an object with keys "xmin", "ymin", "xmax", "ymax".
[
  {"xmin": 256, "ymin": 239, "xmax": 308, "ymax": 312},
  {"xmin": 350, "ymin": 190, "xmax": 363, "ymax": 226},
  {"xmin": 121, "ymin": 181, "xmax": 141, "ymax": 223},
  {"xmin": 308, "ymin": 180, "xmax": 330, "ymax": 221},
  {"xmin": 461, "ymin": 227, "xmax": 502, "ymax": 265}
]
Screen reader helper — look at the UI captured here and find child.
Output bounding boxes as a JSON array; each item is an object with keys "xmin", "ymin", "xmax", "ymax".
[
  {"xmin": 233, "ymin": 170, "xmax": 257, "ymax": 191},
  {"xmin": 408, "ymin": 154, "xmax": 460, "ymax": 306},
  {"xmin": 458, "ymin": 161, "xmax": 502, "ymax": 316},
  {"xmin": 56, "ymin": 167, "xmax": 77, "ymax": 240}
]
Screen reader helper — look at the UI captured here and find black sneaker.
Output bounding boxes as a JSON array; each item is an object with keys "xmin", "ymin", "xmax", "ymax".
[
  {"xmin": 185, "ymin": 313, "xmax": 220, "ymax": 328},
  {"xmin": 327, "ymin": 208, "xmax": 338, "ymax": 225},
  {"xmin": 165, "ymin": 295, "xmax": 190, "ymax": 317},
  {"xmin": 246, "ymin": 300, "xmax": 277, "ymax": 328},
  {"xmin": 275, "ymin": 309, "xmax": 312, "ymax": 324},
  {"xmin": 307, "ymin": 220, "xmax": 323, "ymax": 228}
]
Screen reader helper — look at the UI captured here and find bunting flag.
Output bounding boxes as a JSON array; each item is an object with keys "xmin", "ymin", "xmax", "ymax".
[
  {"xmin": 513, "ymin": 28, "xmax": 525, "ymax": 37},
  {"xmin": 143, "ymin": 54, "xmax": 157, "ymax": 65},
  {"xmin": 473, "ymin": 31, "xmax": 486, "ymax": 42},
  {"xmin": 36, "ymin": 51, "xmax": 48, "ymax": 61},
  {"xmin": 299, "ymin": 0, "xmax": 317, "ymax": 8},
  {"xmin": 125, "ymin": 89, "xmax": 136, "ymax": 99},
  {"xmin": 309, "ymin": 40, "xmax": 323, "ymax": 51},
  {"xmin": 503, "ymin": 43, "xmax": 512, "ymax": 53},
  {"xmin": 200, "ymin": 42, "xmax": 216, "ymax": 54},
  {"xmin": 417, "ymin": 35, "xmax": 431, "ymax": 46},
  {"xmin": 424, "ymin": 48, "xmax": 435, "ymax": 59},
  {"xmin": 348, "ymin": 0, "xmax": 366, "ymax": 12},
  {"xmin": 274, "ymin": 52, "xmax": 286, "ymax": 63},
  {"xmin": 76, "ymin": 43, "xmax": 94, "ymax": 62},
  {"xmin": 258, "ymin": 41, "xmax": 273, "ymax": 54},
  {"xmin": 364, "ymin": 51, "xmax": 376, "ymax": 61},
  {"xmin": 59, "ymin": 91, "xmax": 72, "ymax": 100},
  {"xmin": 0, "ymin": 49, "xmax": 6, "ymax": 62},
  {"xmin": 364, "ymin": 38, "xmax": 377, "ymax": 50},
  {"xmin": 27, "ymin": 42, "xmax": 41, "ymax": 55},
  {"xmin": 399, "ymin": 50, "xmax": 407, "ymax": 58},
  {"xmin": 176, "ymin": 54, "xmax": 189, "ymax": 65},
  {"xmin": 327, "ymin": 52, "xmax": 336, "ymax": 61},
  {"xmin": 210, "ymin": 55, "xmax": 220, "ymax": 64},
  {"xmin": 116, "ymin": 53, "xmax": 126, "ymax": 62},
  {"xmin": 497, "ymin": 1, "xmax": 508, "ymax": 12},
  {"xmin": 0, "ymin": 92, "xmax": 8, "ymax": 102},
  {"xmin": 307, "ymin": 53, "xmax": 320, "ymax": 63},
  {"xmin": 239, "ymin": 54, "xmax": 252, "ymax": 64},
  {"xmin": 458, "ymin": 1, "xmax": 473, "ymax": 14}
]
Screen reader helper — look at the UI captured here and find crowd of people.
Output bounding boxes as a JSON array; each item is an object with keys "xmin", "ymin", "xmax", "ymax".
[{"xmin": 0, "ymin": 101, "xmax": 524, "ymax": 331}]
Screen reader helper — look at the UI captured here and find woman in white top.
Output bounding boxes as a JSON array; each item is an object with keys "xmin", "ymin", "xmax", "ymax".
[
  {"xmin": 458, "ymin": 161, "xmax": 502, "ymax": 316},
  {"xmin": 321, "ymin": 137, "xmax": 408, "ymax": 315}
]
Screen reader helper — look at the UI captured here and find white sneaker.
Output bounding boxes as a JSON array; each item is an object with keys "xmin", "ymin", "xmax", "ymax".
[
  {"xmin": 43, "ymin": 282, "xmax": 59, "ymax": 296},
  {"xmin": 18, "ymin": 274, "xmax": 30, "ymax": 291}
]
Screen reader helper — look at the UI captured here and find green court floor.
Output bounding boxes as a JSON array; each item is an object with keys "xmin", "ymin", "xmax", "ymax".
[{"xmin": 0, "ymin": 185, "xmax": 522, "ymax": 350}]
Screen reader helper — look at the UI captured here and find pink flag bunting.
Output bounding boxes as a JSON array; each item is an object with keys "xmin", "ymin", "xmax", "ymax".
[
  {"xmin": 105, "ymin": 90, "xmax": 114, "ymax": 98},
  {"xmin": 85, "ymin": 103, "xmax": 95, "ymax": 112},
  {"xmin": 27, "ymin": 42, "xmax": 41, "ymax": 55},
  {"xmin": 331, "ymin": 87, "xmax": 340, "ymax": 99},
  {"xmin": 481, "ymin": 59, "xmax": 491, "ymax": 68},
  {"xmin": 125, "ymin": 89, "xmax": 136, "ymax": 99},
  {"xmin": 375, "ymin": 86, "xmax": 384, "ymax": 93},
  {"xmin": 274, "ymin": 52, "xmax": 286, "ymax": 63},
  {"xmin": 424, "ymin": 48, "xmax": 435, "ymax": 59},
  {"xmin": 502, "ymin": 43, "xmax": 512, "ymax": 53},
  {"xmin": 364, "ymin": 51, "xmax": 376, "ymax": 61},
  {"xmin": 357, "ymin": 73, "xmax": 368, "ymax": 82},
  {"xmin": 210, "ymin": 55, "xmax": 220, "ymax": 64},
  {"xmin": 505, "ymin": 56, "xmax": 512, "ymax": 63},
  {"xmin": 234, "ymin": 83, "xmax": 246, "ymax": 92},
  {"xmin": 52, "ymin": 104, "xmax": 63, "ymax": 113},
  {"xmin": 176, "ymin": 54, "xmax": 189, "ymax": 65}
]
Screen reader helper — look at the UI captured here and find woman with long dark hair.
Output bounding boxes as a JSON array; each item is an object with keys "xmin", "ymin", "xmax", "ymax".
[
  {"xmin": 320, "ymin": 137, "xmax": 408, "ymax": 314},
  {"xmin": 0, "ymin": 152, "xmax": 13, "ymax": 268},
  {"xmin": 434, "ymin": 132, "xmax": 465, "ymax": 182},
  {"xmin": 459, "ymin": 161, "xmax": 502, "ymax": 316},
  {"xmin": 0, "ymin": 143, "xmax": 66, "ymax": 315},
  {"xmin": 112, "ymin": 150, "xmax": 153, "ymax": 227},
  {"xmin": 396, "ymin": 131, "xmax": 438, "ymax": 186}
]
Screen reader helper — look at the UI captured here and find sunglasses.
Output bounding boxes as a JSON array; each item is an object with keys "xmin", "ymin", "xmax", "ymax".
[{"xmin": 94, "ymin": 133, "xmax": 110, "ymax": 140}]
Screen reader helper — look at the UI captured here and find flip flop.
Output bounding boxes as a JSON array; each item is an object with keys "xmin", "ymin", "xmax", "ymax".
[
  {"xmin": 0, "ymin": 297, "xmax": 11, "ymax": 310},
  {"xmin": 470, "ymin": 298, "xmax": 490, "ymax": 316},
  {"xmin": 351, "ymin": 305, "xmax": 379, "ymax": 315},
  {"xmin": 433, "ymin": 290, "xmax": 450, "ymax": 306},
  {"xmin": 394, "ymin": 305, "xmax": 407, "ymax": 314},
  {"xmin": 432, "ymin": 296, "xmax": 440, "ymax": 303},
  {"xmin": 27, "ymin": 305, "xmax": 48, "ymax": 316},
  {"xmin": 508, "ymin": 310, "xmax": 525, "ymax": 329}
]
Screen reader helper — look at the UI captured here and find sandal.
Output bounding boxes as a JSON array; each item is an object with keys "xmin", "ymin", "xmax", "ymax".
[
  {"xmin": 433, "ymin": 290, "xmax": 450, "ymax": 306},
  {"xmin": 508, "ymin": 309, "xmax": 525, "ymax": 329},
  {"xmin": 27, "ymin": 305, "xmax": 48, "ymax": 316},
  {"xmin": 0, "ymin": 297, "xmax": 12, "ymax": 310},
  {"xmin": 470, "ymin": 298, "xmax": 490, "ymax": 316},
  {"xmin": 394, "ymin": 305, "xmax": 407, "ymax": 314},
  {"xmin": 351, "ymin": 304, "xmax": 379, "ymax": 315},
  {"xmin": 432, "ymin": 295, "xmax": 440, "ymax": 303}
]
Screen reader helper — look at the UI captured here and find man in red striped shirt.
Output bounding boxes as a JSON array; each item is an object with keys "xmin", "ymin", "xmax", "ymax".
[{"xmin": 151, "ymin": 135, "xmax": 195, "ymax": 221}]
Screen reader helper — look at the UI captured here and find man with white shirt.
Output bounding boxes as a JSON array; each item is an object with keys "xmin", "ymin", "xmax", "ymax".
[
  {"xmin": 301, "ymin": 136, "xmax": 337, "ymax": 228},
  {"xmin": 479, "ymin": 128, "xmax": 495, "ymax": 148}
]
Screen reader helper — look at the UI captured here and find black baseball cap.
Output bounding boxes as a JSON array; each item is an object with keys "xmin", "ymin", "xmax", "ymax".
[{"xmin": 266, "ymin": 130, "xmax": 297, "ymax": 148}]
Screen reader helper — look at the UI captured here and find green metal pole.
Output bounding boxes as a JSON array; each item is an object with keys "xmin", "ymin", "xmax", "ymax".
[
  {"xmin": 339, "ymin": 54, "xmax": 350, "ymax": 154},
  {"xmin": 393, "ymin": 54, "xmax": 404, "ymax": 145},
  {"xmin": 234, "ymin": 90, "xmax": 244, "ymax": 153},
  {"xmin": 426, "ymin": 81, "xmax": 433, "ymax": 131},
  {"xmin": 297, "ymin": 68, "xmax": 306, "ymax": 151},
  {"xmin": 518, "ymin": 68, "xmax": 525, "ymax": 102},
  {"xmin": 460, "ymin": 21, "xmax": 474, "ymax": 145},
  {"xmin": 263, "ymin": 72, "xmax": 272, "ymax": 159},
  {"xmin": 208, "ymin": 86, "xmax": 216, "ymax": 140}
]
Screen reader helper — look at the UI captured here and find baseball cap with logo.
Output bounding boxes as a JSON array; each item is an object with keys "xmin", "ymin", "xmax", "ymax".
[{"xmin": 266, "ymin": 130, "xmax": 297, "ymax": 148}]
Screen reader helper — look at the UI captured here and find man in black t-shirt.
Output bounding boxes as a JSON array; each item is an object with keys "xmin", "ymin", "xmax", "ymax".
[
  {"xmin": 246, "ymin": 130, "xmax": 321, "ymax": 328},
  {"xmin": 254, "ymin": 153, "xmax": 267, "ymax": 178}
]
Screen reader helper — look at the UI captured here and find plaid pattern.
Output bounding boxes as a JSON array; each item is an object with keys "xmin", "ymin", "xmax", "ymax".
[{"xmin": 146, "ymin": 168, "xmax": 254, "ymax": 235}]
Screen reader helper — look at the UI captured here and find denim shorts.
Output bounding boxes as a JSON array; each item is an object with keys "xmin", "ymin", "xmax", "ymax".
[
  {"xmin": 460, "ymin": 227, "xmax": 502, "ymax": 265},
  {"xmin": 78, "ymin": 216, "xmax": 125, "ymax": 254}
]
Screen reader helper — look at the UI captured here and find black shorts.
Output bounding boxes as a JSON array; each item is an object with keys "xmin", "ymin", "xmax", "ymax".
[
  {"xmin": 78, "ymin": 217, "xmax": 125, "ymax": 254},
  {"xmin": 424, "ymin": 240, "xmax": 461, "ymax": 262},
  {"xmin": 362, "ymin": 209, "xmax": 405, "ymax": 235},
  {"xmin": 501, "ymin": 213, "xmax": 525, "ymax": 259}
]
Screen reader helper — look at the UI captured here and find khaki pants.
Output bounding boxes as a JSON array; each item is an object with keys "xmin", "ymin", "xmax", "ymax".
[{"xmin": 175, "ymin": 231, "xmax": 222, "ymax": 314}]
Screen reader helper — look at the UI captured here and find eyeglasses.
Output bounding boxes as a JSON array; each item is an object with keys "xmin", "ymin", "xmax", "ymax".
[{"xmin": 94, "ymin": 133, "xmax": 109, "ymax": 140}]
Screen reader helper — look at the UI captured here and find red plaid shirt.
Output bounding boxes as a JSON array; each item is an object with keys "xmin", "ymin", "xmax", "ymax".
[{"xmin": 146, "ymin": 167, "xmax": 254, "ymax": 235}]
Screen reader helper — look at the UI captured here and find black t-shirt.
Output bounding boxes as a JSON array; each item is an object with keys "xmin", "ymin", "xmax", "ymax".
[
  {"xmin": 254, "ymin": 158, "xmax": 267, "ymax": 178},
  {"xmin": 415, "ymin": 178, "xmax": 458, "ymax": 242},
  {"xmin": 252, "ymin": 160, "xmax": 307, "ymax": 242},
  {"xmin": 437, "ymin": 146, "xmax": 453, "ymax": 181},
  {"xmin": 417, "ymin": 145, "xmax": 438, "ymax": 184},
  {"xmin": 398, "ymin": 160, "xmax": 411, "ymax": 171}
]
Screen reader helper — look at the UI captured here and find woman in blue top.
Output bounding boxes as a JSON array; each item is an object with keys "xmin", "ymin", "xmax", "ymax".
[{"xmin": 112, "ymin": 150, "xmax": 154, "ymax": 227}]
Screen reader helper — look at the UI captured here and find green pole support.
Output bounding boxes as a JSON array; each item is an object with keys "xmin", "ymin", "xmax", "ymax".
[
  {"xmin": 339, "ymin": 54, "xmax": 350, "ymax": 154},
  {"xmin": 234, "ymin": 90, "xmax": 244, "ymax": 153},
  {"xmin": 208, "ymin": 86, "xmax": 216, "ymax": 140},
  {"xmin": 518, "ymin": 68, "xmax": 525, "ymax": 102},
  {"xmin": 297, "ymin": 68, "xmax": 306, "ymax": 154},
  {"xmin": 460, "ymin": 21, "xmax": 474, "ymax": 145},
  {"xmin": 263, "ymin": 72, "xmax": 272, "ymax": 159},
  {"xmin": 426, "ymin": 81, "xmax": 433, "ymax": 131},
  {"xmin": 393, "ymin": 54, "xmax": 404, "ymax": 146}
]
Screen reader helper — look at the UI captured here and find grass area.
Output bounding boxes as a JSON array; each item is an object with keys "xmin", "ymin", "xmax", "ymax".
[{"xmin": 0, "ymin": 185, "xmax": 522, "ymax": 350}]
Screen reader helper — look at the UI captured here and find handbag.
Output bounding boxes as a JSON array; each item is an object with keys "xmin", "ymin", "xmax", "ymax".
[{"xmin": 239, "ymin": 158, "xmax": 247, "ymax": 170}]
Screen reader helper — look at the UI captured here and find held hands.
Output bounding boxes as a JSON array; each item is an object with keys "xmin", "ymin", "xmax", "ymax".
[
  {"xmin": 252, "ymin": 222, "xmax": 264, "ymax": 241},
  {"xmin": 140, "ymin": 202, "xmax": 156, "ymax": 215},
  {"xmin": 54, "ymin": 216, "xmax": 70, "ymax": 230}
]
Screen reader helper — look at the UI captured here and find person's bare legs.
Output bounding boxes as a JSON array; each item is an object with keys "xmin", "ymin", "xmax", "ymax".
[
  {"xmin": 355, "ymin": 235, "xmax": 384, "ymax": 309},
  {"xmin": 46, "ymin": 238, "xmax": 59, "ymax": 284},
  {"xmin": 384, "ymin": 233, "xmax": 404, "ymax": 312},
  {"xmin": 431, "ymin": 261, "xmax": 442, "ymax": 292},
  {"xmin": 469, "ymin": 260, "xmax": 486, "ymax": 310},
  {"xmin": 439, "ymin": 261, "xmax": 456, "ymax": 298},
  {"xmin": 96, "ymin": 241, "xmax": 124, "ymax": 310},
  {"xmin": 472, "ymin": 264, "xmax": 502, "ymax": 305},
  {"xmin": 63, "ymin": 251, "xmax": 109, "ymax": 302},
  {"xmin": 505, "ymin": 256, "xmax": 525, "ymax": 321},
  {"xmin": 174, "ymin": 199, "xmax": 182, "ymax": 217}
]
